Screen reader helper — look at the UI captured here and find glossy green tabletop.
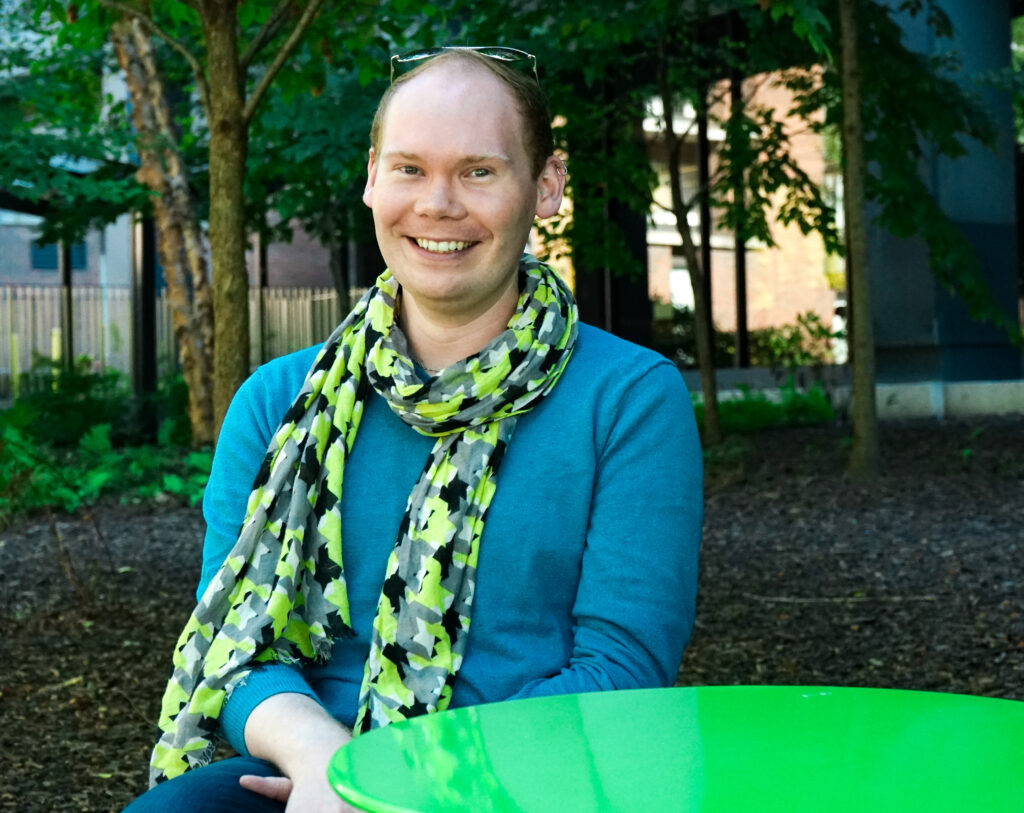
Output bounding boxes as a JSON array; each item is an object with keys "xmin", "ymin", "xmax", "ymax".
[{"xmin": 328, "ymin": 686, "xmax": 1024, "ymax": 812}]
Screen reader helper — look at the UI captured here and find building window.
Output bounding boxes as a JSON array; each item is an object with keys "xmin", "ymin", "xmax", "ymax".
[{"xmin": 31, "ymin": 241, "xmax": 87, "ymax": 271}]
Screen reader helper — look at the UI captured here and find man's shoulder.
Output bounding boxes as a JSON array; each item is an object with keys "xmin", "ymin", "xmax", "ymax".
[
  {"xmin": 549, "ymin": 322, "xmax": 690, "ymax": 417},
  {"xmin": 572, "ymin": 322, "xmax": 680, "ymax": 380},
  {"xmin": 242, "ymin": 344, "xmax": 324, "ymax": 405},
  {"xmin": 257, "ymin": 343, "xmax": 324, "ymax": 376}
]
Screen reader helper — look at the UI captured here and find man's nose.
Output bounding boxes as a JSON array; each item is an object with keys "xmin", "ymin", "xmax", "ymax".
[{"xmin": 413, "ymin": 177, "xmax": 465, "ymax": 218}]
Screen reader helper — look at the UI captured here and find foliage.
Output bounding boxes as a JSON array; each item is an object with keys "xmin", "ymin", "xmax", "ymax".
[
  {"xmin": 651, "ymin": 304, "xmax": 736, "ymax": 368},
  {"xmin": 2, "ymin": 0, "xmax": 431, "ymax": 252},
  {"xmin": 445, "ymin": 0, "xmax": 842, "ymax": 279},
  {"xmin": 11, "ymin": 356, "xmax": 191, "ymax": 447},
  {"xmin": 0, "ymin": 415, "xmax": 211, "ymax": 525},
  {"xmin": 0, "ymin": 2, "xmax": 149, "ymax": 242},
  {"xmin": 14, "ymin": 356, "xmax": 133, "ymax": 447},
  {"xmin": 691, "ymin": 379, "xmax": 835, "ymax": 436},
  {"xmin": 0, "ymin": 354, "xmax": 206, "ymax": 523},
  {"xmin": 745, "ymin": 0, "xmax": 833, "ymax": 59},
  {"xmin": 4, "ymin": 0, "xmax": 446, "ymax": 437},
  {"xmin": 652, "ymin": 305, "xmax": 839, "ymax": 370},
  {"xmin": 748, "ymin": 311, "xmax": 837, "ymax": 368},
  {"xmin": 780, "ymin": 1, "xmax": 1011, "ymax": 335},
  {"xmin": 714, "ymin": 95, "xmax": 843, "ymax": 255},
  {"xmin": 1006, "ymin": 17, "xmax": 1024, "ymax": 144},
  {"xmin": 246, "ymin": 65, "xmax": 386, "ymax": 268},
  {"xmin": 151, "ymin": 373, "xmax": 194, "ymax": 446}
]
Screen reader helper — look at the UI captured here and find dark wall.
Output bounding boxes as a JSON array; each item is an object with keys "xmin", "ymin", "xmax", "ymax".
[{"xmin": 869, "ymin": 0, "xmax": 1022, "ymax": 382}]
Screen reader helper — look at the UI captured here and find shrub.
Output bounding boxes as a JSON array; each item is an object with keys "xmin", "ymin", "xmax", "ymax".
[
  {"xmin": 0, "ymin": 358, "xmax": 207, "ymax": 525},
  {"xmin": 691, "ymin": 379, "xmax": 835, "ymax": 436},
  {"xmin": 652, "ymin": 305, "xmax": 842, "ymax": 371},
  {"xmin": 17, "ymin": 356, "xmax": 134, "ymax": 447},
  {"xmin": 14, "ymin": 357, "xmax": 192, "ymax": 448},
  {"xmin": 0, "ymin": 415, "xmax": 211, "ymax": 526}
]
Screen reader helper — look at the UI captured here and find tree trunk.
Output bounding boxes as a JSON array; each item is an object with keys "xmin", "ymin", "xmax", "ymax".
[
  {"xmin": 677, "ymin": 198, "xmax": 722, "ymax": 445},
  {"xmin": 661, "ymin": 86, "xmax": 721, "ymax": 445},
  {"xmin": 324, "ymin": 201, "xmax": 352, "ymax": 314},
  {"xmin": 200, "ymin": 0, "xmax": 250, "ymax": 438},
  {"xmin": 839, "ymin": 0, "xmax": 879, "ymax": 475},
  {"xmin": 112, "ymin": 18, "xmax": 215, "ymax": 446}
]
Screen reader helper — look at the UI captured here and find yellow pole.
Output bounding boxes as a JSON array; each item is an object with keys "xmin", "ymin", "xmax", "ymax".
[{"xmin": 50, "ymin": 327, "xmax": 61, "ymax": 391}]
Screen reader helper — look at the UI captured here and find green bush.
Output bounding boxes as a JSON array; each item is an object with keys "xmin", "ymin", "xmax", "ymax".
[
  {"xmin": 691, "ymin": 379, "xmax": 835, "ymax": 436},
  {"xmin": 14, "ymin": 356, "xmax": 193, "ymax": 448},
  {"xmin": 149, "ymin": 374, "xmax": 193, "ymax": 447},
  {"xmin": 748, "ymin": 311, "xmax": 837, "ymax": 369},
  {"xmin": 17, "ymin": 356, "xmax": 134, "ymax": 446},
  {"xmin": 0, "ymin": 360, "xmax": 206, "ymax": 525},
  {"xmin": 0, "ymin": 416, "xmax": 211, "ymax": 526},
  {"xmin": 652, "ymin": 305, "xmax": 841, "ymax": 370}
]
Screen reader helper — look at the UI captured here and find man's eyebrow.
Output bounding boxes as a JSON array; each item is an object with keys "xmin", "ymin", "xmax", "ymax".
[
  {"xmin": 461, "ymin": 153, "xmax": 512, "ymax": 165},
  {"xmin": 381, "ymin": 150, "xmax": 423, "ymax": 162},
  {"xmin": 381, "ymin": 150, "xmax": 512, "ymax": 165}
]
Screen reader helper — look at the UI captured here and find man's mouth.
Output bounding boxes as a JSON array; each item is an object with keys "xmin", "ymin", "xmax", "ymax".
[{"xmin": 414, "ymin": 238, "xmax": 476, "ymax": 254}]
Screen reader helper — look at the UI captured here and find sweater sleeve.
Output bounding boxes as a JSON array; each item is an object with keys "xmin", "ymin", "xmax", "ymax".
[
  {"xmin": 509, "ymin": 360, "xmax": 703, "ymax": 698},
  {"xmin": 198, "ymin": 349, "xmax": 326, "ymax": 754}
]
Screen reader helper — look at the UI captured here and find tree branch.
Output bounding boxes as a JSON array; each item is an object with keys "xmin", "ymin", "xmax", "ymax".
[
  {"xmin": 239, "ymin": 0, "xmax": 294, "ymax": 72},
  {"xmin": 243, "ymin": 0, "xmax": 326, "ymax": 125},
  {"xmin": 99, "ymin": 0, "xmax": 210, "ymax": 117}
]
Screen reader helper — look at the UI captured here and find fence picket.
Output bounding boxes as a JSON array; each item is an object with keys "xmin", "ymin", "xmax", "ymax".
[{"xmin": 0, "ymin": 285, "xmax": 344, "ymax": 400}]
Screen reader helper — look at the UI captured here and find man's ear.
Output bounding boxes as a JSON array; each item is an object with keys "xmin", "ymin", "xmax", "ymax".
[
  {"xmin": 535, "ymin": 156, "xmax": 566, "ymax": 219},
  {"xmin": 362, "ymin": 148, "xmax": 377, "ymax": 208}
]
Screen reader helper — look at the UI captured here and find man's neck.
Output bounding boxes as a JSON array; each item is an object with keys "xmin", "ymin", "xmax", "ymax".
[{"xmin": 398, "ymin": 285, "xmax": 518, "ymax": 372}]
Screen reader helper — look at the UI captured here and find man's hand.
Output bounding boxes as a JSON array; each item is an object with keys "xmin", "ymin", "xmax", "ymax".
[
  {"xmin": 239, "ymin": 775, "xmax": 293, "ymax": 801},
  {"xmin": 242, "ymin": 692, "xmax": 358, "ymax": 812},
  {"xmin": 239, "ymin": 773, "xmax": 364, "ymax": 812}
]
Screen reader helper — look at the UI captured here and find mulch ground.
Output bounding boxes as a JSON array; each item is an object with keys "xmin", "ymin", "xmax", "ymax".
[{"xmin": 2, "ymin": 416, "xmax": 1022, "ymax": 812}]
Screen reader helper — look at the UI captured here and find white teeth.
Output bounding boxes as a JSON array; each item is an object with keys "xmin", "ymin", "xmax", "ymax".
[{"xmin": 416, "ymin": 238, "xmax": 472, "ymax": 253}]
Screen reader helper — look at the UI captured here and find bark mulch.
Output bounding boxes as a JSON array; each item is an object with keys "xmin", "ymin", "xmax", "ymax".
[{"xmin": 2, "ymin": 416, "xmax": 1022, "ymax": 812}]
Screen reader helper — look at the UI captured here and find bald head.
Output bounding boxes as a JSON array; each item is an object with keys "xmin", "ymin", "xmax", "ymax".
[{"xmin": 370, "ymin": 50, "xmax": 554, "ymax": 179}]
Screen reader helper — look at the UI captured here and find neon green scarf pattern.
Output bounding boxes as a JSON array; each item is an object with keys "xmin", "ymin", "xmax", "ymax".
[{"xmin": 149, "ymin": 255, "xmax": 577, "ymax": 785}]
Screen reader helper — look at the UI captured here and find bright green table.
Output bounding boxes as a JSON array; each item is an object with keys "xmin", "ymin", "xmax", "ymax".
[{"xmin": 328, "ymin": 685, "xmax": 1024, "ymax": 812}]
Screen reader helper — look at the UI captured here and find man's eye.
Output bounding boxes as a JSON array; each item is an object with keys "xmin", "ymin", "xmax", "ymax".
[
  {"xmin": 469, "ymin": 168, "xmax": 492, "ymax": 178},
  {"xmin": 398, "ymin": 166, "xmax": 420, "ymax": 175}
]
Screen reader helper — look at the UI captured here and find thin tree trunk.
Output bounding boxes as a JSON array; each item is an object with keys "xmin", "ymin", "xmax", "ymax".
[
  {"xmin": 677, "ymin": 199, "xmax": 722, "ymax": 445},
  {"xmin": 661, "ymin": 84, "xmax": 721, "ymax": 445},
  {"xmin": 839, "ymin": 0, "xmax": 879, "ymax": 475},
  {"xmin": 112, "ymin": 18, "xmax": 215, "ymax": 446},
  {"xmin": 325, "ymin": 201, "xmax": 353, "ymax": 314},
  {"xmin": 200, "ymin": 0, "xmax": 250, "ymax": 438}
]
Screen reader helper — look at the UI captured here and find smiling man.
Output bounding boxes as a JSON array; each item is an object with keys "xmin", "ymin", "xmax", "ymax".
[
  {"xmin": 362, "ymin": 56, "xmax": 564, "ymax": 368},
  {"xmin": 124, "ymin": 48, "xmax": 703, "ymax": 813}
]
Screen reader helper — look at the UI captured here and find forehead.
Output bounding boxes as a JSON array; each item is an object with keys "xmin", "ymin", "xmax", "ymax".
[{"xmin": 379, "ymin": 62, "xmax": 529, "ymax": 160}]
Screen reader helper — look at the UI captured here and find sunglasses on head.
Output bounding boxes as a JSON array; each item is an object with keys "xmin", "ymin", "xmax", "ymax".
[{"xmin": 390, "ymin": 46, "xmax": 538, "ymax": 83}]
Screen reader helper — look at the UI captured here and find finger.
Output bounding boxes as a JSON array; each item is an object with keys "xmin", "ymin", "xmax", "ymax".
[{"xmin": 239, "ymin": 774, "xmax": 294, "ymax": 801}]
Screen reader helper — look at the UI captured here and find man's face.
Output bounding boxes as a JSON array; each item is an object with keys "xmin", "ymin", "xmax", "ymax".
[{"xmin": 363, "ymin": 61, "xmax": 562, "ymax": 325}]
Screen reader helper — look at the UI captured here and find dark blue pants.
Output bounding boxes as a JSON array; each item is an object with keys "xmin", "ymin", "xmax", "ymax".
[{"xmin": 121, "ymin": 757, "xmax": 285, "ymax": 813}]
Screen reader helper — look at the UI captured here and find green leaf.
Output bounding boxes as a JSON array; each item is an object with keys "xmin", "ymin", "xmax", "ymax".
[{"xmin": 162, "ymin": 474, "xmax": 186, "ymax": 495}]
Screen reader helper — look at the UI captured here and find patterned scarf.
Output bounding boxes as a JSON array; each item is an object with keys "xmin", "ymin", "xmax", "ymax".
[{"xmin": 149, "ymin": 255, "xmax": 577, "ymax": 785}]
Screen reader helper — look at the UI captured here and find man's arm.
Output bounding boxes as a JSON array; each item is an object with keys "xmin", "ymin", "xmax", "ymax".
[
  {"xmin": 199, "ymin": 347, "xmax": 331, "ymax": 755},
  {"xmin": 510, "ymin": 361, "xmax": 703, "ymax": 698},
  {"xmin": 240, "ymin": 693, "xmax": 357, "ymax": 813}
]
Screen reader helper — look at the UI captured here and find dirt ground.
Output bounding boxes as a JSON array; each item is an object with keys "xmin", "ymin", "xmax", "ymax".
[{"xmin": 2, "ymin": 416, "xmax": 1022, "ymax": 812}]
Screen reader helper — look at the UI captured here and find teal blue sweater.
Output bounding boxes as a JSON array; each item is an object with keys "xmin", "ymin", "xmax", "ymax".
[{"xmin": 199, "ymin": 323, "xmax": 703, "ymax": 753}]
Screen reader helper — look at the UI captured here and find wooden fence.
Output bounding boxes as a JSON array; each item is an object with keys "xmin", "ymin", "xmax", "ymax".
[{"xmin": 0, "ymin": 285, "xmax": 345, "ymax": 399}]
